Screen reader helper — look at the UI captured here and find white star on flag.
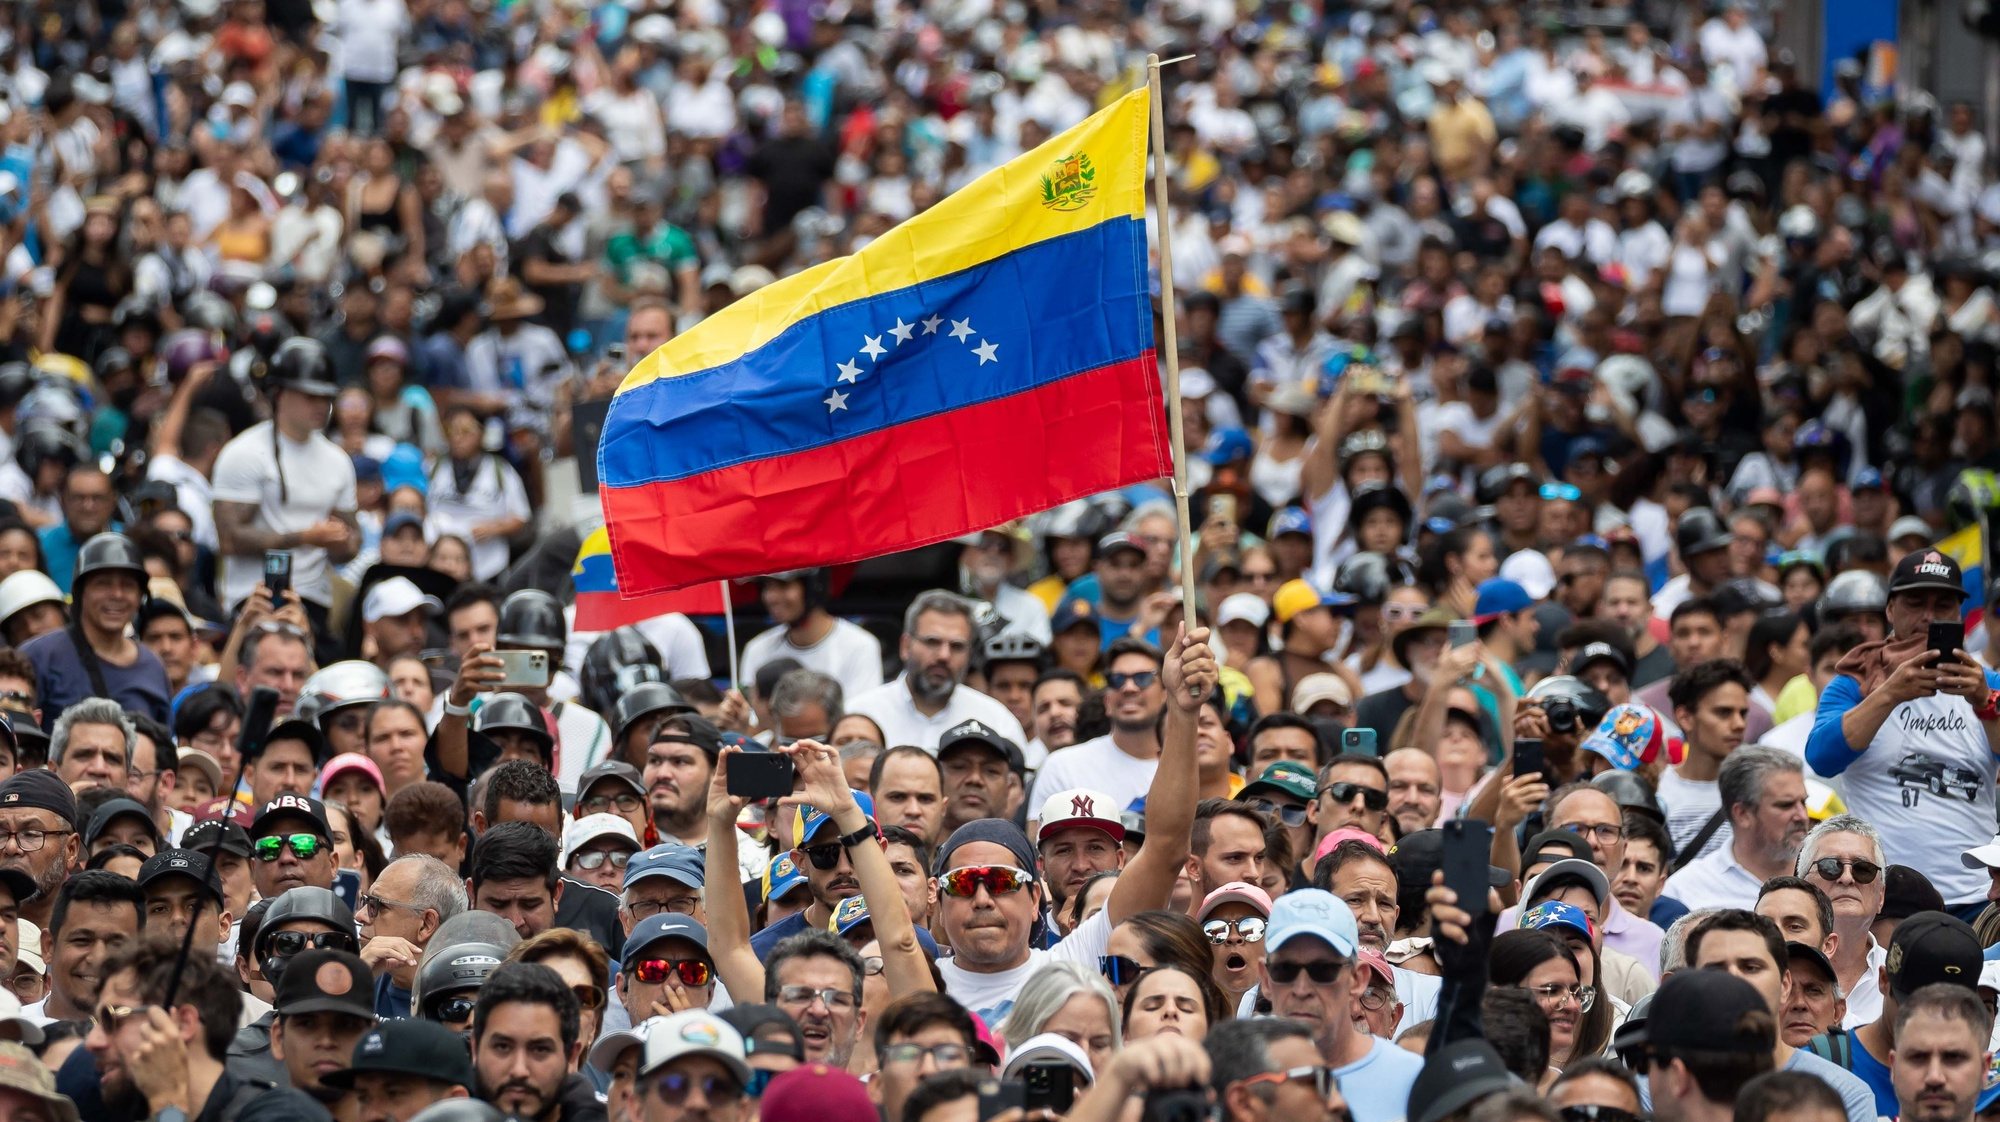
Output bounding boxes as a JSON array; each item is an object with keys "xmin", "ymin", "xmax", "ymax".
[
  {"xmin": 860, "ymin": 335, "xmax": 887, "ymax": 361},
  {"xmin": 921, "ymin": 315, "xmax": 943, "ymax": 335},
  {"xmin": 974, "ymin": 339, "xmax": 999, "ymax": 365},
  {"xmin": 889, "ymin": 318, "xmax": 915, "ymax": 344},
  {"xmin": 949, "ymin": 318, "xmax": 975, "ymax": 342},
  {"xmin": 825, "ymin": 389, "xmax": 849, "ymax": 412},
  {"xmin": 836, "ymin": 359, "xmax": 862, "ymax": 383}
]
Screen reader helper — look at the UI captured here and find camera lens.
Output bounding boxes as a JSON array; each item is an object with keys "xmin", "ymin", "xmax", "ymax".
[{"xmin": 1545, "ymin": 699, "xmax": 1578, "ymax": 732}]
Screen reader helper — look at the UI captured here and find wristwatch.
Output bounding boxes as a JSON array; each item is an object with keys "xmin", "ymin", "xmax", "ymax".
[{"xmin": 837, "ymin": 823, "xmax": 876, "ymax": 849}]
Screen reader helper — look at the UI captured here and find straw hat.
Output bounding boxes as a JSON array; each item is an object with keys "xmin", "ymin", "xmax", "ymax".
[{"xmin": 486, "ymin": 278, "xmax": 545, "ymax": 322}]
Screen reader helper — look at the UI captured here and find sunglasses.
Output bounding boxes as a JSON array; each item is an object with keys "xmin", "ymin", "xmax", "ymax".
[
  {"xmin": 1240, "ymin": 1065, "xmax": 1338, "ymax": 1099},
  {"xmin": 1808, "ymin": 857, "xmax": 1881, "ymax": 884},
  {"xmin": 937, "ymin": 865, "xmax": 1034, "ymax": 898},
  {"xmin": 1321, "ymin": 783, "xmax": 1388, "ymax": 811},
  {"xmin": 1540, "ymin": 482, "xmax": 1583, "ymax": 502},
  {"xmin": 649, "ymin": 1072, "xmax": 744, "ymax": 1105},
  {"xmin": 746, "ymin": 1070, "xmax": 779, "ymax": 1098},
  {"xmin": 252, "ymin": 833, "xmax": 324, "ymax": 862},
  {"xmin": 1203, "ymin": 917, "xmax": 1268, "ymax": 944},
  {"xmin": 1100, "ymin": 954, "xmax": 1146, "ymax": 985},
  {"xmin": 95, "ymin": 1003, "xmax": 153, "ymax": 1032},
  {"xmin": 1106, "ymin": 671, "xmax": 1159, "ymax": 691},
  {"xmin": 266, "ymin": 930, "xmax": 356, "ymax": 957},
  {"xmin": 883, "ymin": 1043, "xmax": 970, "ymax": 1068},
  {"xmin": 1246, "ymin": 798, "xmax": 1308, "ymax": 828},
  {"xmin": 1561, "ymin": 1107, "xmax": 1645, "ymax": 1122},
  {"xmin": 571, "ymin": 984, "xmax": 606, "ymax": 1012},
  {"xmin": 1266, "ymin": 959, "xmax": 1345, "ymax": 985},
  {"xmin": 435, "ymin": 994, "xmax": 478, "ymax": 1023},
  {"xmin": 572, "ymin": 850, "xmax": 633, "ymax": 871},
  {"xmin": 631, "ymin": 959, "xmax": 713, "ymax": 987},
  {"xmin": 801, "ymin": 843, "xmax": 845, "ymax": 871}
]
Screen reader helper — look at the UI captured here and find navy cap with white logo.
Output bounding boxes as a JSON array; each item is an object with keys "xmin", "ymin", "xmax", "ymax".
[{"xmin": 1890, "ymin": 548, "xmax": 1968, "ymax": 599}]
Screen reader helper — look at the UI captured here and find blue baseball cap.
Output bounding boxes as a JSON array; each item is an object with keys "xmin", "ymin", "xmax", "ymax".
[
  {"xmin": 621, "ymin": 914, "xmax": 711, "ymax": 968},
  {"xmin": 826, "ymin": 896, "xmax": 941, "ymax": 956},
  {"xmin": 1268, "ymin": 506, "xmax": 1312, "ymax": 539},
  {"xmin": 1520, "ymin": 899, "xmax": 1596, "ymax": 942},
  {"xmin": 1473, "ymin": 578, "xmax": 1532, "ymax": 624},
  {"xmin": 1264, "ymin": 889, "xmax": 1357, "ymax": 957},
  {"xmin": 1578, "ymin": 704, "xmax": 1660, "ymax": 771},
  {"xmin": 1051, "ymin": 597, "xmax": 1098, "ymax": 636},
  {"xmin": 1198, "ymin": 428, "xmax": 1254, "ymax": 466},
  {"xmin": 624, "ymin": 842, "xmax": 704, "ymax": 890},
  {"xmin": 797, "ymin": 792, "xmax": 875, "ymax": 846},
  {"xmin": 763, "ymin": 852, "xmax": 807, "ymax": 904},
  {"xmin": 1854, "ymin": 466, "xmax": 1889, "ymax": 492}
]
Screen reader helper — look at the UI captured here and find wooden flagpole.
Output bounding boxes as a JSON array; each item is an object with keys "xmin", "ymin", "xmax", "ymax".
[
  {"xmin": 1147, "ymin": 53, "xmax": 1201, "ymax": 639},
  {"xmin": 721, "ymin": 580, "xmax": 740, "ymax": 693}
]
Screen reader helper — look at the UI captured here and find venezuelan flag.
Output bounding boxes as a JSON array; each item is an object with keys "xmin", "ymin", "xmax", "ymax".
[
  {"xmin": 598, "ymin": 89, "xmax": 1171, "ymax": 594},
  {"xmin": 573, "ymin": 527, "xmax": 728, "ymax": 628},
  {"xmin": 1938, "ymin": 524, "xmax": 1987, "ymax": 627}
]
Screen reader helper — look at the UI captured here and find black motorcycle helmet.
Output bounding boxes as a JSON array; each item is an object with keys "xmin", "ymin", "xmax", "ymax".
[
  {"xmin": 416, "ymin": 941, "xmax": 508, "ymax": 1022},
  {"xmin": 612, "ymin": 681, "xmax": 696, "ymax": 746},
  {"xmin": 1675, "ymin": 507, "xmax": 1734, "ymax": 558},
  {"xmin": 13, "ymin": 421, "xmax": 86, "ymax": 481},
  {"xmin": 581, "ymin": 627, "xmax": 664, "ymax": 718},
  {"xmin": 497, "ymin": 589, "xmax": 566, "ymax": 652},
  {"xmin": 267, "ymin": 336, "xmax": 339, "ymax": 397},
  {"xmin": 1333, "ymin": 551, "xmax": 1410, "ymax": 605},
  {"xmin": 472, "ymin": 692, "xmax": 554, "ymax": 761},
  {"xmin": 0, "ymin": 363, "xmax": 31, "ymax": 411},
  {"xmin": 254, "ymin": 887, "xmax": 357, "ymax": 983},
  {"xmin": 1592, "ymin": 770, "xmax": 1665, "ymax": 823},
  {"xmin": 758, "ymin": 568, "xmax": 829, "ymax": 614},
  {"xmin": 71, "ymin": 532, "xmax": 148, "ymax": 599}
]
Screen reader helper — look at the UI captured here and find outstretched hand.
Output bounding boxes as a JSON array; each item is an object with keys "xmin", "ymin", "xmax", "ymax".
[{"xmin": 1162, "ymin": 624, "xmax": 1219, "ymax": 712}]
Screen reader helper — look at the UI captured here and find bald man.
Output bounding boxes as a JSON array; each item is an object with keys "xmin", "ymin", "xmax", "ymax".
[{"xmin": 1384, "ymin": 749, "xmax": 1442, "ymax": 835}]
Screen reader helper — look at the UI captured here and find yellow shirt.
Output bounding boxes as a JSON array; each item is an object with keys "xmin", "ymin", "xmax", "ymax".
[{"xmin": 1772, "ymin": 674, "xmax": 1819, "ymax": 724}]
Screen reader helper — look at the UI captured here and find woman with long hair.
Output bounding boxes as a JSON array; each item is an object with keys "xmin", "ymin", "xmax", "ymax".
[
  {"xmin": 1121, "ymin": 964, "xmax": 1219, "ymax": 1042},
  {"xmin": 1105, "ymin": 909, "xmax": 1227, "ymax": 1013},
  {"xmin": 1418, "ymin": 526, "xmax": 1498, "ymax": 619},
  {"xmin": 1489, "ymin": 929, "xmax": 1610, "ymax": 1069},
  {"xmin": 42, "ymin": 197, "xmax": 131, "ymax": 362},
  {"xmin": 1743, "ymin": 609, "xmax": 1810, "ymax": 723}
]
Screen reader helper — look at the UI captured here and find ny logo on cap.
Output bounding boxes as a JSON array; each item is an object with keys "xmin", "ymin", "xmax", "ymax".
[{"xmin": 1070, "ymin": 794, "xmax": 1095, "ymax": 818}]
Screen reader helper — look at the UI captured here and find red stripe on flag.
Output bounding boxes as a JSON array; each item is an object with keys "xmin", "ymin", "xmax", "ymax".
[
  {"xmin": 602, "ymin": 353, "xmax": 1171, "ymax": 594},
  {"xmin": 574, "ymin": 585, "xmax": 732, "ymax": 631}
]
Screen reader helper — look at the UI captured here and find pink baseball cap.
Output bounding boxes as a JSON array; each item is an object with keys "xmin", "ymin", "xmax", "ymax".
[
  {"xmin": 1196, "ymin": 881, "xmax": 1274, "ymax": 921},
  {"xmin": 318, "ymin": 753, "xmax": 384, "ymax": 795},
  {"xmin": 1356, "ymin": 946, "xmax": 1395, "ymax": 986},
  {"xmin": 966, "ymin": 1011, "xmax": 1004, "ymax": 1068},
  {"xmin": 1315, "ymin": 826, "xmax": 1387, "ymax": 862}
]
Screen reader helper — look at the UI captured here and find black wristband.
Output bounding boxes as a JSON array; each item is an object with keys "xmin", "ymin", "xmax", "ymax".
[{"xmin": 838, "ymin": 823, "xmax": 876, "ymax": 849}]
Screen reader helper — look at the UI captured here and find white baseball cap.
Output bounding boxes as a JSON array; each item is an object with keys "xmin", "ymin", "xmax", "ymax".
[
  {"xmin": 561, "ymin": 813, "xmax": 640, "ymax": 866},
  {"xmin": 15, "ymin": 921, "xmax": 40, "ymax": 975},
  {"xmin": 1962, "ymin": 833, "xmax": 2000, "ymax": 870},
  {"xmin": 1002, "ymin": 1033, "xmax": 1094, "ymax": 1082},
  {"xmin": 363, "ymin": 577, "xmax": 442, "ymax": 623},
  {"xmin": 1217, "ymin": 592, "xmax": 1270, "ymax": 629},
  {"xmin": 1291, "ymin": 673, "xmax": 1353, "ymax": 714},
  {"xmin": 1036, "ymin": 789, "xmax": 1123, "ymax": 844},
  {"xmin": 640, "ymin": 1010, "xmax": 751, "ymax": 1081}
]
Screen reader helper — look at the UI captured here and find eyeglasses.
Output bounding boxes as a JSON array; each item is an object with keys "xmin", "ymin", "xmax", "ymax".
[
  {"xmin": 776, "ymin": 985, "xmax": 858, "ymax": 1010},
  {"xmin": 862, "ymin": 956, "xmax": 884, "ymax": 977},
  {"xmin": 1246, "ymin": 798, "xmax": 1308, "ymax": 828},
  {"xmin": 1519, "ymin": 983, "xmax": 1597, "ymax": 1012},
  {"xmin": 434, "ymin": 994, "xmax": 478, "ymax": 1023},
  {"xmin": 1107, "ymin": 671, "xmax": 1159, "ymax": 691},
  {"xmin": 356, "ymin": 892, "xmax": 424, "ymax": 918},
  {"xmin": 882, "ymin": 1043, "xmax": 969, "ymax": 1068},
  {"xmin": 1357, "ymin": 986, "xmax": 1397, "ymax": 1011},
  {"xmin": 571, "ymin": 984, "xmax": 606, "ymax": 1011},
  {"xmin": 1320, "ymin": 783, "xmax": 1388, "ymax": 811},
  {"xmin": 1265, "ymin": 959, "xmax": 1344, "ymax": 985},
  {"xmin": 649, "ymin": 1072, "xmax": 744, "ymax": 1105},
  {"xmin": 253, "ymin": 621, "xmax": 309, "ymax": 638},
  {"xmin": 252, "ymin": 833, "xmax": 324, "ymax": 862},
  {"xmin": 801, "ymin": 843, "xmax": 846, "ymax": 871},
  {"xmin": 1808, "ymin": 857, "xmax": 1881, "ymax": 884},
  {"xmin": 1381, "ymin": 603, "xmax": 1427, "ymax": 622},
  {"xmin": 1540, "ymin": 483, "xmax": 1583, "ymax": 502},
  {"xmin": 1100, "ymin": 954, "xmax": 1146, "ymax": 985},
  {"xmin": 266, "ymin": 930, "xmax": 357, "ymax": 957},
  {"xmin": 937, "ymin": 865, "xmax": 1034, "ymax": 898},
  {"xmin": 1560, "ymin": 822, "xmax": 1625, "ymax": 844},
  {"xmin": 0, "ymin": 828, "xmax": 69, "ymax": 852},
  {"xmin": 572, "ymin": 850, "xmax": 633, "ymax": 871},
  {"xmin": 630, "ymin": 959, "xmax": 713, "ymax": 987},
  {"xmin": 579, "ymin": 792, "xmax": 644, "ymax": 815},
  {"xmin": 1203, "ymin": 917, "xmax": 1268, "ymax": 944},
  {"xmin": 95, "ymin": 1003, "xmax": 154, "ymax": 1031},
  {"xmin": 1240, "ymin": 1065, "xmax": 1338, "ymax": 1099},
  {"xmin": 624, "ymin": 897, "xmax": 702, "ymax": 920}
]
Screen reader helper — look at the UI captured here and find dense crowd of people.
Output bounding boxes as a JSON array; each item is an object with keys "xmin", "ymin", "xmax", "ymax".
[{"xmin": 0, "ymin": 0, "xmax": 1997, "ymax": 1119}]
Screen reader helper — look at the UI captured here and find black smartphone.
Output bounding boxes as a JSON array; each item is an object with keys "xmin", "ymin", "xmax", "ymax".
[
  {"xmin": 1442, "ymin": 818, "xmax": 1494, "ymax": 919},
  {"xmin": 1931, "ymin": 620, "xmax": 1965, "ymax": 664},
  {"xmin": 264, "ymin": 549, "xmax": 292, "ymax": 608},
  {"xmin": 1449, "ymin": 620, "xmax": 1478, "ymax": 649},
  {"xmin": 1342, "ymin": 728, "xmax": 1378, "ymax": 757},
  {"xmin": 726, "ymin": 753, "xmax": 795, "ymax": 800},
  {"xmin": 332, "ymin": 867, "xmax": 361, "ymax": 911},
  {"xmin": 1513, "ymin": 737, "xmax": 1545, "ymax": 782},
  {"xmin": 979, "ymin": 1079, "xmax": 1027, "ymax": 1122},
  {"xmin": 1022, "ymin": 1063, "xmax": 1075, "ymax": 1114}
]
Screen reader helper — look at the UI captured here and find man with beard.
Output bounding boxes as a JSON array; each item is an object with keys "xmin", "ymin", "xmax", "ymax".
[
  {"xmin": 84, "ymin": 933, "xmax": 326, "ymax": 1122},
  {"xmin": 1604, "ymin": 571, "xmax": 1675, "ymax": 688},
  {"xmin": 269, "ymin": 948, "xmax": 378, "ymax": 1104},
  {"xmin": 849, "ymin": 591, "xmax": 1024, "ymax": 751},
  {"xmin": 1382, "ymin": 749, "xmax": 1441, "ymax": 835},
  {"xmin": 25, "ymin": 531, "xmax": 171, "ymax": 725},
  {"xmin": 30, "ymin": 870, "xmax": 143, "ymax": 1021},
  {"xmin": 741, "ymin": 569, "xmax": 883, "ymax": 699},
  {"xmin": 935, "ymin": 722, "xmax": 1025, "ymax": 839},
  {"xmin": 1664, "ymin": 747, "xmax": 1810, "ymax": 911},
  {"xmin": 765, "ymin": 930, "xmax": 868, "ymax": 1069},
  {"xmin": 1889, "ymin": 985, "xmax": 1991, "ymax": 1122},
  {"xmin": 959, "ymin": 527, "xmax": 1051, "ymax": 644},
  {"xmin": 1028, "ymin": 638, "xmax": 1167, "ymax": 820},
  {"xmin": 472, "ymin": 961, "xmax": 601, "ymax": 1122},
  {"xmin": 642, "ymin": 714, "xmax": 724, "ymax": 850},
  {"xmin": 1035, "ymin": 788, "xmax": 1124, "ymax": 915},
  {"xmin": 1315, "ymin": 839, "xmax": 1440, "ymax": 1033},
  {"xmin": 748, "ymin": 794, "xmax": 878, "ymax": 959},
  {"xmin": 1188, "ymin": 799, "xmax": 1269, "ymax": 901},
  {"xmin": 1027, "ymin": 671, "xmax": 1083, "ymax": 760},
  {"xmin": 870, "ymin": 747, "xmax": 945, "ymax": 847},
  {"xmin": 0, "ymin": 770, "xmax": 78, "ymax": 931}
]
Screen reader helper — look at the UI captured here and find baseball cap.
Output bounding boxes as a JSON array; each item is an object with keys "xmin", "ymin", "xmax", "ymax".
[
  {"xmin": 1273, "ymin": 579, "xmax": 1337, "ymax": 625},
  {"xmin": 762, "ymin": 1064, "xmax": 877, "ymax": 1122},
  {"xmin": 1521, "ymin": 829, "xmax": 1595, "ymax": 871},
  {"xmin": 319, "ymin": 753, "xmax": 384, "ymax": 797},
  {"xmin": 1572, "ymin": 642, "xmax": 1632, "ymax": 679},
  {"xmin": 640, "ymin": 1010, "xmax": 751, "ymax": 1082},
  {"xmin": 1314, "ymin": 827, "xmax": 1386, "ymax": 863},
  {"xmin": 273, "ymin": 948, "xmax": 375, "ymax": 1017},
  {"xmin": 250, "ymin": 794, "xmax": 331, "ymax": 838},
  {"xmin": 182, "ymin": 817, "xmax": 251, "ymax": 857},
  {"xmin": 1880, "ymin": 865, "xmax": 1948, "ymax": 923},
  {"xmin": 578, "ymin": 761, "xmax": 647, "ymax": 801},
  {"xmin": 382, "ymin": 511, "xmax": 426, "ymax": 539},
  {"xmin": 1886, "ymin": 911, "xmax": 1984, "ymax": 999},
  {"xmin": 0, "ymin": 862, "xmax": 31, "ymax": 908},
  {"xmin": 561, "ymin": 813, "xmax": 640, "ymax": 866},
  {"xmin": 798, "ymin": 792, "xmax": 876, "ymax": 846},
  {"xmin": 365, "ymin": 336, "xmax": 409, "ymax": 365},
  {"xmin": 0, "ymin": 1043, "xmax": 74, "ymax": 1122},
  {"xmin": 1889, "ymin": 516, "xmax": 1935, "ymax": 545},
  {"xmin": 1962, "ymin": 833, "xmax": 2000, "ymax": 870},
  {"xmin": 937, "ymin": 819, "xmax": 1037, "ymax": 876},
  {"xmin": 253, "ymin": 719, "xmax": 327, "ymax": 766},
  {"xmin": 621, "ymin": 914, "xmax": 712, "ymax": 969},
  {"xmin": 136, "ymin": 849, "xmax": 223, "ymax": 906},
  {"xmin": 1785, "ymin": 941, "xmax": 1837, "ymax": 984},
  {"xmin": 175, "ymin": 749, "xmax": 224, "ymax": 796},
  {"xmin": 1196, "ymin": 881, "xmax": 1274, "ymax": 920},
  {"xmin": 0, "ymin": 770, "xmax": 75, "ymax": 830},
  {"xmin": 1889, "ymin": 548, "xmax": 1968, "ymax": 599},
  {"xmin": 1002, "ymin": 1033, "xmax": 1094, "ymax": 1082},
  {"xmin": 1579, "ymin": 704, "xmax": 1660, "ymax": 771},
  {"xmin": 624, "ymin": 843, "xmax": 705, "ymax": 890},
  {"xmin": 1634, "ymin": 970, "xmax": 1774, "ymax": 1054},
  {"xmin": 1406, "ymin": 1039, "xmax": 1517, "ymax": 1122},
  {"xmin": 1473, "ymin": 579, "xmax": 1532, "ymax": 624},
  {"xmin": 325, "ymin": 1018, "xmax": 475, "ymax": 1091},
  {"xmin": 1097, "ymin": 532, "xmax": 1147, "ymax": 559},
  {"xmin": 363, "ymin": 577, "xmax": 442, "ymax": 623},
  {"xmin": 1268, "ymin": 507, "xmax": 1313, "ymax": 539},
  {"xmin": 15, "ymin": 923, "xmax": 38, "ymax": 975},
  {"xmin": 1519, "ymin": 899, "xmax": 1595, "ymax": 942},
  {"xmin": 1386, "ymin": 830, "xmax": 1510, "ymax": 891},
  {"xmin": 937, "ymin": 721, "xmax": 1025, "ymax": 774},
  {"xmin": 1264, "ymin": 889, "xmax": 1358, "ymax": 957},
  {"xmin": 1525, "ymin": 858, "xmax": 1611, "ymax": 910},
  {"xmin": 84, "ymin": 798, "xmax": 160, "ymax": 849},
  {"xmin": 1291, "ymin": 673, "xmax": 1352, "ymax": 714},
  {"xmin": 763, "ymin": 853, "xmax": 807, "ymax": 904},
  {"xmin": 587, "ymin": 1019, "xmax": 654, "ymax": 1074},
  {"xmin": 1051, "ymin": 597, "xmax": 1098, "ymax": 637},
  {"xmin": 1240, "ymin": 761, "xmax": 1316, "ymax": 803},
  {"xmin": 1217, "ymin": 592, "xmax": 1271, "ymax": 629},
  {"xmin": 1036, "ymin": 789, "xmax": 1123, "ymax": 844}
]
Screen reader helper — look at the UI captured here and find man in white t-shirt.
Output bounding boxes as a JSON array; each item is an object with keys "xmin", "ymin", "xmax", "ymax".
[
  {"xmin": 739, "ymin": 570, "xmax": 883, "ymax": 699},
  {"xmin": 209, "ymin": 338, "xmax": 359, "ymax": 639},
  {"xmin": 849, "ymin": 591, "xmax": 1023, "ymax": 751},
  {"xmin": 1657, "ymin": 658, "xmax": 1752, "ymax": 863},
  {"xmin": 1027, "ymin": 638, "xmax": 1166, "ymax": 824},
  {"xmin": 936, "ymin": 628, "xmax": 1213, "ymax": 1023}
]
